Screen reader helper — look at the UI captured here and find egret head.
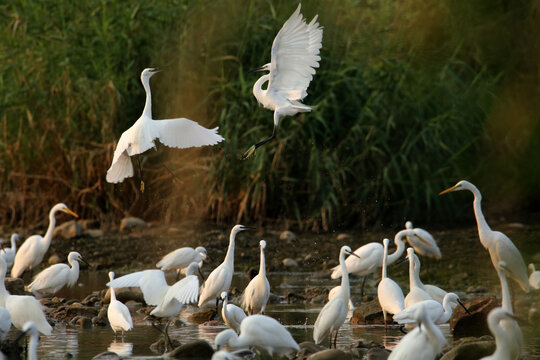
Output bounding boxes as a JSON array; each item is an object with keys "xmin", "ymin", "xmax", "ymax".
[
  {"xmin": 405, "ymin": 221, "xmax": 413, "ymax": 229},
  {"xmin": 447, "ymin": 293, "xmax": 470, "ymax": 314},
  {"xmin": 141, "ymin": 68, "xmax": 161, "ymax": 80},
  {"xmin": 108, "ymin": 272, "xmax": 115, "ymax": 281},
  {"xmin": 68, "ymin": 252, "xmax": 88, "ymax": 265},
  {"xmin": 186, "ymin": 261, "xmax": 200, "ymax": 276},
  {"xmin": 231, "ymin": 224, "xmax": 255, "ymax": 236},
  {"xmin": 249, "ymin": 63, "xmax": 271, "ymax": 73},
  {"xmin": 382, "ymin": 238, "xmax": 390, "ymax": 248},
  {"xmin": 214, "ymin": 329, "xmax": 237, "ymax": 350},
  {"xmin": 439, "ymin": 180, "xmax": 475, "ymax": 195},
  {"xmin": 52, "ymin": 203, "xmax": 78, "ymax": 218},
  {"xmin": 259, "ymin": 240, "xmax": 267, "ymax": 249},
  {"xmin": 10, "ymin": 233, "xmax": 19, "ymax": 242},
  {"xmin": 406, "ymin": 247, "xmax": 415, "ymax": 259},
  {"xmin": 529, "ymin": 263, "xmax": 536, "ymax": 272}
]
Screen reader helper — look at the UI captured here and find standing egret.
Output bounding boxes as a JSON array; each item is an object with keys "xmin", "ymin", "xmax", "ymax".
[
  {"xmin": 314, "ymin": 245, "xmax": 360, "ymax": 347},
  {"xmin": 106, "ymin": 68, "xmax": 225, "ymax": 186},
  {"xmin": 412, "ymin": 254, "xmax": 448, "ymax": 304},
  {"xmin": 214, "ymin": 315, "xmax": 299, "ymax": 357},
  {"xmin": 377, "ymin": 238, "xmax": 405, "ymax": 329},
  {"xmin": 405, "ymin": 221, "xmax": 441, "ymax": 259},
  {"xmin": 440, "ymin": 180, "xmax": 529, "ymax": 292},
  {"xmin": 0, "ymin": 307, "xmax": 11, "ymax": 341},
  {"xmin": 480, "ymin": 308, "xmax": 521, "ymax": 360},
  {"xmin": 404, "ymin": 248, "xmax": 432, "ymax": 308},
  {"xmin": 529, "ymin": 264, "xmax": 540, "ymax": 289},
  {"xmin": 0, "ymin": 257, "xmax": 51, "ymax": 335},
  {"xmin": 27, "ymin": 251, "xmax": 89, "ymax": 298},
  {"xmin": 388, "ymin": 306, "xmax": 447, "ymax": 360},
  {"xmin": 198, "ymin": 225, "xmax": 253, "ymax": 309},
  {"xmin": 0, "ymin": 233, "xmax": 18, "ymax": 269},
  {"xmin": 241, "ymin": 240, "xmax": 270, "ymax": 315},
  {"xmin": 242, "ymin": 4, "xmax": 323, "ymax": 159},
  {"xmin": 107, "ymin": 272, "xmax": 133, "ymax": 336},
  {"xmin": 394, "ymin": 293, "xmax": 469, "ymax": 325},
  {"xmin": 12, "ymin": 203, "xmax": 78, "ymax": 278},
  {"xmin": 496, "ymin": 261, "xmax": 522, "ymax": 359},
  {"xmin": 221, "ymin": 291, "xmax": 247, "ymax": 333},
  {"xmin": 15, "ymin": 322, "xmax": 40, "ymax": 360},
  {"xmin": 328, "ymin": 286, "xmax": 354, "ymax": 318},
  {"xmin": 156, "ymin": 246, "xmax": 207, "ymax": 280}
]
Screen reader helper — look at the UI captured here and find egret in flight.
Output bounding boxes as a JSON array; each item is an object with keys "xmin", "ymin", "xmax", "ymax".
[
  {"xmin": 156, "ymin": 246, "xmax": 207, "ymax": 280},
  {"xmin": 241, "ymin": 240, "xmax": 270, "ymax": 315},
  {"xmin": 106, "ymin": 68, "xmax": 224, "ymax": 187},
  {"xmin": 377, "ymin": 238, "xmax": 405, "ymax": 329},
  {"xmin": 242, "ymin": 4, "xmax": 323, "ymax": 159},
  {"xmin": 0, "ymin": 233, "xmax": 19, "ymax": 269},
  {"xmin": 12, "ymin": 203, "xmax": 78, "ymax": 278},
  {"xmin": 440, "ymin": 180, "xmax": 529, "ymax": 292}
]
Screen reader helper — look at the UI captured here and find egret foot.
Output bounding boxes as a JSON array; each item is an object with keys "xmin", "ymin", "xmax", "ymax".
[{"xmin": 241, "ymin": 145, "xmax": 256, "ymax": 160}]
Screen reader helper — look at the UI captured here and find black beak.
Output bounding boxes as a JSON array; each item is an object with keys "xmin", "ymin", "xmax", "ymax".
[
  {"xmin": 396, "ymin": 256, "xmax": 409, "ymax": 265},
  {"xmin": 15, "ymin": 330, "xmax": 29, "ymax": 345},
  {"xmin": 457, "ymin": 299, "xmax": 471, "ymax": 314},
  {"xmin": 249, "ymin": 66, "xmax": 267, "ymax": 73},
  {"xmin": 80, "ymin": 257, "xmax": 91, "ymax": 268},
  {"xmin": 241, "ymin": 226, "xmax": 256, "ymax": 231},
  {"xmin": 198, "ymin": 267, "xmax": 206, "ymax": 281},
  {"xmin": 345, "ymin": 250, "xmax": 361, "ymax": 259},
  {"xmin": 150, "ymin": 68, "xmax": 162, "ymax": 73}
]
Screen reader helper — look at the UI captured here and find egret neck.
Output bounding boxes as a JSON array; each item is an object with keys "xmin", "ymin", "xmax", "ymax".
[
  {"xmin": 253, "ymin": 74, "xmax": 270, "ymax": 109},
  {"xmin": 469, "ymin": 184, "xmax": 492, "ymax": 248},
  {"xmin": 141, "ymin": 72, "xmax": 153, "ymax": 118}
]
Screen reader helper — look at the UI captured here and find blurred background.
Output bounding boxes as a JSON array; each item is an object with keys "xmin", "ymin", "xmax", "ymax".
[{"xmin": 1, "ymin": 0, "xmax": 539, "ymax": 231}]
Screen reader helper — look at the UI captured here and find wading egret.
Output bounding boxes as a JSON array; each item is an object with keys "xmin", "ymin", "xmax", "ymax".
[
  {"xmin": 241, "ymin": 240, "xmax": 270, "ymax": 315},
  {"xmin": 496, "ymin": 261, "xmax": 522, "ymax": 359},
  {"xmin": 27, "ymin": 251, "xmax": 89, "ymax": 298},
  {"xmin": 328, "ymin": 286, "xmax": 354, "ymax": 318},
  {"xmin": 412, "ymin": 254, "xmax": 448, "ymax": 304},
  {"xmin": 106, "ymin": 68, "xmax": 225, "ymax": 185},
  {"xmin": 0, "ymin": 257, "xmax": 51, "ymax": 335},
  {"xmin": 221, "ymin": 291, "xmax": 247, "ymax": 333},
  {"xmin": 198, "ymin": 225, "xmax": 253, "ymax": 309},
  {"xmin": 314, "ymin": 245, "xmax": 359, "ymax": 347},
  {"xmin": 388, "ymin": 305, "xmax": 447, "ymax": 360},
  {"xmin": 404, "ymin": 248, "xmax": 432, "ymax": 308},
  {"xmin": 529, "ymin": 264, "xmax": 540, "ymax": 290},
  {"xmin": 440, "ymin": 180, "xmax": 529, "ymax": 292},
  {"xmin": 0, "ymin": 307, "xmax": 11, "ymax": 341},
  {"xmin": 377, "ymin": 238, "xmax": 405, "ymax": 328},
  {"xmin": 242, "ymin": 4, "xmax": 323, "ymax": 159},
  {"xmin": 156, "ymin": 246, "xmax": 207, "ymax": 280},
  {"xmin": 214, "ymin": 315, "xmax": 299, "ymax": 357},
  {"xmin": 405, "ymin": 221, "xmax": 441, "ymax": 259},
  {"xmin": 394, "ymin": 293, "xmax": 468, "ymax": 325},
  {"xmin": 107, "ymin": 272, "xmax": 133, "ymax": 336},
  {"xmin": 480, "ymin": 308, "xmax": 521, "ymax": 360},
  {"xmin": 12, "ymin": 203, "xmax": 78, "ymax": 278},
  {"xmin": 15, "ymin": 321, "xmax": 40, "ymax": 360},
  {"xmin": 0, "ymin": 233, "xmax": 19, "ymax": 269}
]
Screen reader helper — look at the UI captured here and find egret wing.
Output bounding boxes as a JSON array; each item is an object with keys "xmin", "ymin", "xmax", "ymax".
[
  {"xmin": 313, "ymin": 298, "xmax": 346, "ymax": 343},
  {"xmin": 156, "ymin": 247, "xmax": 195, "ymax": 270},
  {"xmin": 153, "ymin": 118, "xmax": 224, "ymax": 149},
  {"xmin": 28, "ymin": 264, "xmax": 70, "ymax": 292},
  {"xmin": 106, "ymin": 129, "xmax": 135, "ymax": 183},
  {"xmin": 6, "ymin": 295, "xmax": 52, "ymax": 335},
  {"xmin": 166, "ymin": 275, "xmax": 200, "ymax": 305},
  {"xmin": 107, "ymin": 269, "xmax": 168, "ymax": 305},
  {"xmin": 493, "ymin": 231, "xmax": 529, "ymax": 292}
]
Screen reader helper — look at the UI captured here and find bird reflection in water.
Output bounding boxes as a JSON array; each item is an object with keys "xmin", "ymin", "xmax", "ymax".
[{"xmin": 108, "ymin": 340, "xmax": 133, "ymax": 357}]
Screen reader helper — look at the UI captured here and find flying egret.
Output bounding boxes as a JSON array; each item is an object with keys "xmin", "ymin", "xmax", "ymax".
[
  {"xmin": 107, "ymin": 272, "xmax": 133, "ymax": 336},
  {"xmin": 388, "ymin": 305, "xmax": 447, "ymax": 360},
  {"xmin": 242, "ymin": 4, "xmax": 323, "ymax": 159},
  {"xmin": 198, "ymin": 225, "xmax": 253, "ymax": 309},
  {"xmin": 405, "ymin": 221, "xmax": 441, "ymax": 259},
  {"xmin": 27, "ymin": 251, "xmax": 89, "ymax": 298},
  {"xmin": 404, "ymin": 248, "xmax": 432, "ymax": 308},
  {"xmin": 106, "ymin": 68, "xmax": 225, "ymax": 186},
  {"xmin": 15, "ymin": 321, "xmax": 40, "ymax": 360},
  {"xmin": 496, "ymin": 261, "xmax": 522, "ymax": 359},
  {"xmin": 12, "ymin": 203, "xmax": 78, "ymax": 278},
  {"xmin": 393, "ymin": 293, "xmax": 469, "ymax": 325},
  {"xmin": 214, "ymin": 315, "xmax": 299, "ymax": 357},
  {"xmin": 440, "ymin": 180, "xmax": 529, "ymax": 292},
  {"xmin": 529, "ymin": 264, "xmax": 540, "ymax": 290},
  {"xmin": 241, "ymin": 240, "xmax": 270, "ymax": 315},
  {"xmin": 0, "ymin": 307, "xmax": 11, "ymax": 341},
  {"xmin": 221, "ymin": 291, "xmax": 247, "ymax": 333},
  {"xmin": 314, "ymin": 245, "xmax": 360, "ymax": 347},
  {"xmin": 411, "ymin": 253, "xmax": 448, "ymax": 304},
  {"xmin": 480, "ymin": 308, "xmax": 521, "ymax": 360},
  {"xmin": 156, "ymin": 246, "xmax": 207, "ymax": 280},
  {"xmin": 0, "ymin": 257, "xmax": 51, "ymax": 335},
  {"xmin": 377, "ymin": 238, "xmax": 405, "ymax": 329},
  {"xmin": 0, "ymin": 233, "xmax": 18, "ymax": 269}
]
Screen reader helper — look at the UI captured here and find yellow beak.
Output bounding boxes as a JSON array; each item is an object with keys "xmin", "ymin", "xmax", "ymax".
[
  {"xmin": 64, "ymin": 208, "xmax": 79, "ymax": 218},
  {"xmin": 439, "ymin": 184, "xmax": 458, "ymax": 195}
]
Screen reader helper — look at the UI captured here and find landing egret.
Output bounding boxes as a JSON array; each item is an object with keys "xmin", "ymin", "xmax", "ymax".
[
  {"xmin": 412, "ymin": 254, "xmax": 448, "ymax": 304},
  {"xmin": 242, "ymin": 4, "xmax": 323, "ymax": 159},
  {"xmin": 221, "ymin": 291, "xmax": 247, "ymax": 333},
  {"xmin": 314, "ymin": 245, "xmax": 359, "ymax": 347},
  {"xmin": 440, "ymin": 180, "xmax": 529, "ymax": 292},
  {"xmin": 529, "ymin": 264, "xmax": 540, "ymax": 289},
  {"xmin": 198, "ymin": 225, "xmax": 253, "ymax": 309},
  {"xmin": 106, "ymin": 68, "xmax": 225, "ymax": 185},
  {"xmin": 0, "ymin": 233, "xmax": 18, "ymax": 269},
  {"xmin": 394, "ymin": 293, "xmax": 468, "ymax": 325},
  {"xmin": 0, "ymin": 307, "xmax": 11, "ymax": 341},
  {"xmin": 405, "ymin": 221, "xmax": 441, "ymax": 259},
  {"xmin": 27, "ymin": 251, "xmax": 89, "ymax": 298},
  {"xmin": 214, "ymin": 315, "xmax": 299, "ymax": 357},
  {"xmin": 377, "ymin": 238, "xmax": 405, "ymax": 328},
  {"xmin": 404, "ymin": 248, "xmax": 432, "ymax": 308},
  {"xmin": 480, "ymin": 307, "xmax": 521, "ymax": 360},
  {"xmin": 241, "ymin": 240, "xmax": 270, "ymax": 315},
  {"xmin": 0, "ymin": 257, "xmax": 51, "ymax": 335},
  {"xmin": 12, "ymin": 203, "xmax": 78, "ymax": 278},
  {"xmin": 107, "ymin": 272, "xmax": 133, "ymax": 336},
  {"xmin": 15, "ymin": 321, "xmax": 40, "ymax": 360},
  {"xmin": 388, "ymin": 305, "xmax": 447, "ymax": 360},
  {"xmin": 156, "ymin": 246, "xmax": 207, "ymax": 280},
  {"xmin": 496, "ymin": 261, "xmax": 522, "ymax": 359}
]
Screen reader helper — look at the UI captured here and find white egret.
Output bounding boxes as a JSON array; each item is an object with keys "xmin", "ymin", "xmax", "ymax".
[
  {"xmin": 328, "ymin": 286, "xmax": 354, "ymax": 318},
  {"xmin": 211, "ymin": 350, "xmax": 255, "ymax": 360},
  {"xmin": 241, "ymin": 240, "xmax": 270, "ymax": 315},
  {"xmin": 221, "ymin": 291, "xmax": 247, "ymax": 333},
  {"xmin": 27, "ymin": 251, "xmax": 89, "ymax": 298},
  {"xmin": 480, "ymin": 307, "xmax": 521, "ymax": 360},
  {"xmin": 0, "ymin": 257, "xmax": 51, "ymax": 335},
  {"xmin": 404, "ymin": 248, "xmax": 432, "ymax": 308},
  {"xmin": 12, "ymin": 203, "xmax": 78, "ymax": 278},
  {"xmin": 242, "ymin": 4, "xmax": 323, "ymax": 159},
  {"xmin": 411, "ymin": 253, "xmax": 448, "ymax": 304},
  {"xmin": 106, "ymin": 68, "xmax": 225, "ymax": 185},
  {"xmin": 388, "ymin": 305, "xmax": 447, "ymax": 360},
  {"xmin": 440, "ymin": 180, "xmax": 529, "ymax": 292},
  {"xmin": 496, "ymin": 261, "xmax": 522, "ymax": 359},
  {"xmin": 107, "ymin": 272, "xmax": 133, "ymax": 336},
  {"xmin": 405, "ymin": 221, "xmax": 441, "ymax": 259},
  {"xmin": 394, "ymin": 293, "xmax": 468, "ymax": 325},
  {"xmin": 0, "ymin": 307, "xmax": 11, "ymax": 341},
  {"xmin": 377, "ymin": 238, "xmax": 405, "ymax": 328},
  {"xmin": 214, "ymin": 315, "xmax": 299, "ymax": 357},
  {"xmin": 0, "ymin": 233, "xmax": 18, "ymax": 269},
  {"xmin": 314, "ymin": 245, "xmax": 359, "ymax": 347},
  {"xmin": 156, "ymin": 246, "xmax": 207, "ymax": 280},
  {"xmin": 529, "ymin": 263, "xmax": 540, "ymax": 289},
  {"xmin": 15, "ymin": 321, "xmax": 40, "ymax": 360},
  {"xmin": 198, "ymin": 225, "xmax": 253, "ymax": 309}
]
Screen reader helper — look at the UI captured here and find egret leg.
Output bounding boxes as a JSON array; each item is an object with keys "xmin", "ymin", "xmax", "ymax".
[
  {"xmin": 333, "ymin": 329, "xmax": 339, "ymax": 348},
  {"xmin": 137, "ymin": 156, "xmax": 145, "ymax": 192},
  {"xmin": 197, "ymin": 267, "xmax": 206, "ymax": 281},
  {"xmin": 383, "ymin": 311, "xmax": 388, "ymax": 332},
  {"xmin": 360, "ymin": 276, "xmax": 368, "ymax": 297},
  {"xmin": 215, "ymin": 297, "xmax": 220, "ymax": 318},
  {"xmin": 241, "ymin": 122, "xmax": 278, "ymax": 160}
]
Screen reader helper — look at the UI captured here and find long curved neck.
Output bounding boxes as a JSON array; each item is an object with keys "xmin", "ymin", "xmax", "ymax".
[
  {"xmin": 470, "ymin": 187, "xmax": 491, "ymax": 248},
  {"xmin": 339, "ymin": 252, "xmax": 350, "ymax": 297},
  {"xmin": 10, "ymin": 237, "xmax": 16, "ymax": 250},
  {"xmin": 387, "ymin": 231, "xmax": 407, "ymax": 264},
  {"xmin": 259, "ymin": 247, "xmax": 266, "ymax": 276},
  {"xmin": 253, "ymin": 74, "xmax": 270, "ymax": 105},
  {"xmin": 498, "ymin": 268, "xmax": 512, "ymax": 313},
  {"xmin": 141, "ymin": 75, "xmax": 153, "ymax": 118},
  {"xmin": 110, "ymin": 287, "xmax": 117, "ymax": 302},
  {"xmin": 28, "ymin": 334, "xmax": 38, "ymax": 360},
  {"xmin": 440, "ymin": 297, "xmax": 454, "ymax": 322},
  {"xmin": 409, "ymin": 255, "xmax": 422, "ymax": 289},
  {"xmin": 489, "ymin": 317, "xmax": 512, "ymax": 358},
  {"xmin": 224, "ymin": 231, "xmax": 236, "ymax": 267},
  {"xmin": 43, "ymin": 209, "xmax": 58, "ymax": 248},
  {"xmin": 413, "ymin": 258, "xmax": 424, "ymax": 287},
  {"xmin": 69, "ymin": 260, "xmax": 80, "ymax": 286},
  {"xmin": 381, "ymin": 243, "xmax": 388, "ymax": 279}
]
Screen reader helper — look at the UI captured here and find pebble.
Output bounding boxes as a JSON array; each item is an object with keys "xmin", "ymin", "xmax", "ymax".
[
  {"xmin": 308, "ymin": 349, "xmax": 352, "ymax": 360},
  {"xmin": 86, "ymin": 229, "xmax": 104, "ymax": 238},
  {"xmin": 119, "ymin": 217, "xmax": 147, "ymax": 232},
  {"xmin": 336, "ymin": 233, "xmax": 352, "ymax": 241},
  {"xmin": 48, "ymin": 254, "xmax": 62, "ymax": 265},
  {"xmin": 283, "ymin": 258, "xmax": 299, "ymax": 267},
  {"xmin": 53, "ymin": 220, "xmax": 84, "ymax": 239},
  {"xmin": 167, "ymin": 340, "xmax": 214, "ymax": 359},
  {"xmin": 280, "ymin": 230, "xmax": 296, "ymax": 242}
]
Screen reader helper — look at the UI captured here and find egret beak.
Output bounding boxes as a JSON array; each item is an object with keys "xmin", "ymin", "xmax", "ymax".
[
  {"xmin": 249, "ymin": 66, "xmax": 267, "ymax": 73},
  {"xmin": 198, "ymin": 267, "xmax": 206, "ymax": 281},
  {"xmin": 64, "ymin": 208, "xmax": 79, "ymax": 218},
  {"xmin": 203, "ymin": 254, "xmax": 212, "ymax": 263},
  {"xmin": 345, "ymin": 251, "xmax": 361, "ymax": 259},
  {"xmin": 240, "ymin": 226, "xmax": 256, "ymax": 231},
  {"xmin": 150, "ymin": 68, "xmax": 162, "ymax": 73},
  {"xmin": 415, "ymin": 234, "xmax": 432, "ymax": 246},
  {"xmin": 439, "ymin": 184, "xmax": 459, "ymax": 195},
  {"xmin": 15, "ymin": 329, "xmax": 29, "ymax": 345},
  {"xmin": 457, "ymin": 299, "xmax": 471, "ymax": 314},
  {"xmin": 79, "ymin": 257, "xmax": 91, "ymax": 268},
  {"xmin": 396, "ymin": 256, "xmax": 409, "ymax": 265}
]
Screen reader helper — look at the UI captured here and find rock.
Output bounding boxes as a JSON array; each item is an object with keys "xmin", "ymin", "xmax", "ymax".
[
  {"xmin": 440, "ymin": 337, "xmax": 495, "ymax": 360},
  {"xmin": 104, "ymin": 287, "xmax": 145, "ymax": 305},
  {"xmin": 308, "ymin": 349, "xmax": 352, "ymax": 360},
  {"xmin": 310, "ymin": 295, "xmax": 328, "ymax": 304},
  {"xmin": 350, "ymin": 299, "xmax": 386, "ymax": 325},
  {"xmin": 337, "ymin": 233, "xmax": 352, "ymax": 241},
  {"xmin": 92, "ymin": 351, "xmax": 123, "ymax": 360},
  {"xmin": 48, "ymin": 254, "xmax": 62, "ymax": 265},
  {"xmin": 119, "ymin": 217, "xmax": 147, "ymax": 232},
  {"xmin": 366, "ymin": 348, "xmax": 390, "ymax": 360},
  {"xmin": 125, "ymin": 300, "xmax": 143, "ymax": 312},
  {"xmin": 92, "ymin": 307, "xmax": 109, "ymax": 326},
  {"xmin": 283, "ymin": 258, "xmax": 299, "ymax": 267},
  {"xmin": 86, "ymin": 229, "xmax": 104, "ymax": 238},
  {"xmin": 5, "ymin": 277, "xmax": 26, "ymax": 295},
  {"xmin": 280, "ymin": 230, "xmax": 296, "ymax": 242},
  {"xmin": 450, "ymin": 296, "xmax": 498, "ymax": 338},
  {"xmin": 150, "ymin": 337, "xmax": 182, "ymax": 354},
  {"xmin": 53, "ymin": 220, "xmax": 84, "ymax": 239},
  {"xmin": 70, "ymin": 316, "xmax": 92, "ymax": 328},
  {"xmin": 297, "ymin": 341, "xmax": 326, "ymax": 357},
  {"xmin": 167, "ymin": 340, "xmax": 214, "ymax": 359},
  {"xmin": 187, "ymin": 310, "xmax": 216, "ymax": 324},
  {"xmin": 79, "ymin": 219, "xmax": 100, "ymax": 230}
]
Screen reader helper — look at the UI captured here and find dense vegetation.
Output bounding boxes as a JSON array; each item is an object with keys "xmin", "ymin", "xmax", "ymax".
[{"xmin": 1, "ymin": 0, "xmax": 539, "ymax": 230}]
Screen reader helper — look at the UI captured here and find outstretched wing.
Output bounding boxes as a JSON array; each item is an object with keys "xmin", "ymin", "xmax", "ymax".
[
  {"xmin": 268, "ymin": 4, "xmax": 323, "ymax": 101},
  {"xmin": 164, "ymin": 275, "xmax": 200, "ymax": 305},
  {"xmin": 153, "ymin": 118, "xmax": 224, "ymax": 149},
  {"xmin": 107, "ymin": 269, "xmax": 168, "ymax": 306},
  {"xmin": 106, "ymin": 130, "xmax": 135, "ymax": 183}
]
